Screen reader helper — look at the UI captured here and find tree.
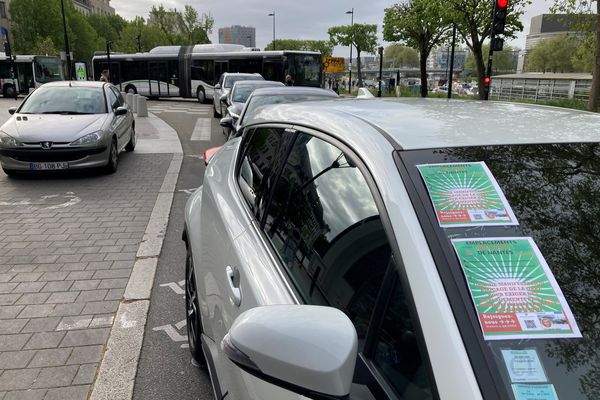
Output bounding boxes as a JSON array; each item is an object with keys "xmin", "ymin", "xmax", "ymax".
[
  {"xmin": 384, "ymin": 0, "xmax": 451, "ymax": 97},
  {"xmin": 32, "ymin": 36, "xmax": 58, "ymax": 56},
  {"xmin": 180, "ymin": 5, "xmax": 213, "ymax": 45},
  {"xmin": 527, "ymin": 34, "xmax": 581, "ymax": 73},
  {"xmin": 328, "ymin": 24, "xmax": 377, "ymax": 87},
  {"xmin": 383, "ymin": 44, "xmax": 419, "ymax": 68},
  {"xmin": 264, "ymin": 39, "xmax": 334, "ymax": 56},
  {"xmin": 448, "ymin": 0, "xmax": 530, "ymax": 99},
  {"xmin": 464, "ymin": 44, "xmax": 518, "ymax": 74},
  {"xmin": 551, "ymin": 1, "xmax": 600, "ymax": 110}
]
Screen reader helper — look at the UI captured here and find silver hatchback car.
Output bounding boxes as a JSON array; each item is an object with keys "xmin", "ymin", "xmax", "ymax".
[
  {"xmin": 0, "ymin": 81, "xmax": 135, "ymax": 176},
  {"xmin": 184, "ymin": 98, "xmax": 600, "ymax": 399}
]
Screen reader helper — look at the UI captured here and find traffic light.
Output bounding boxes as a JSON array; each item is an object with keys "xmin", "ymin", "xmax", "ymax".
[
  {"xmin": 484, "ymin": 76, "xmax": 492, "ymax": 85},
  {"xmin": 491, "ymin": 37, "xmax": 504, "ymax": 51},
  {"xmin": 492, "ymin": 0, "xmax": 508, "ymax": 35}
]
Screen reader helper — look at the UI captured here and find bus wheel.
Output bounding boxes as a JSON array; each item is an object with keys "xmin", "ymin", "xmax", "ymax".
[
  {"xmin": 125, "ymin": 85, "xmax": 138, "ymax": 94},
  {"xmin": 3, "ymin": 84, "xmax": 15, "ymax": 98},
  {"xmin": 197, "ymin": 88, "xmax": 206, "ymax": 103}
]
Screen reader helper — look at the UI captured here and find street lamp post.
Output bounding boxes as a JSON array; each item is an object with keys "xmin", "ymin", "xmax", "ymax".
[
  {"xmin": 106, "ymin": 41, "xmax": 112, "ymax": 83},
  {"xmin": 345, "ymin": 8, "xmax": 354, "ymax": 92},
  {"xmin": 60, "ymin": 0, "xmax": 72, "ymax": 80},
  {"xmin": 268, "ymin": 12, "xmax": 275, "ymax": 50}
]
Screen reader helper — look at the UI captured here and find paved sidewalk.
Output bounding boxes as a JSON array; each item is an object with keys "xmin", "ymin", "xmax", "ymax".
[{"xmin": 0, "ymin": 103, "xmax": 182, "ymax": 400}]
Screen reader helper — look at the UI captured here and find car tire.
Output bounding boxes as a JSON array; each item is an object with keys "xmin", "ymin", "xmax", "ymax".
[
  {"xmin": 125, "ymin": 124, "xmax": 136, "ymax": 152},
  {"xmin": 185, "ymin": 246, "xmax": 207, "ymax": 367},
  {"xmin": 125, "ymin": 84, "xmax": 138, "ymax": 95},
  {"xmin": 197, "ymin": 88, "xmax": 206, "ymax": 104},
  {"xmin": 104, "ymin": 138, "xmax": 118, "ymax": 174}
]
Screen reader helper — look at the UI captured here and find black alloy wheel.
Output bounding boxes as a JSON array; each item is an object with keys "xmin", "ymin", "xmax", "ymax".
[
  {"xmin": 185, "ymin": 246, "xmax": 207, "ymax": 366},
  {"xmin": 125, "ymin": 124, "xmax": 136, "ymax": 152}
]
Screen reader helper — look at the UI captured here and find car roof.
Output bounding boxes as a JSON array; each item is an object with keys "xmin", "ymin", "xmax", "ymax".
[
  {"xmin": 41, "ymin": 81, "xmax": 107, "ymax": 88},
  {"xmin": 232, "ymin": 80, "xmax": 284, "ymax": 89},
  {"xmin": 249, "ymin": 87, "xmax": 338, "ymax": 97},
  {"xmin": 223, "ymin": 73, "xmax": 262, "ymax": 78},
  {"xmin": 244, "ymin": 98, "xmax": 600, "ymax": 149}
]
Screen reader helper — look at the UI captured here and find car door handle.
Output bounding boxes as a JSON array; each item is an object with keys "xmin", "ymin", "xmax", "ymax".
[{"xmin": 226, "ymin": 266, "xmax": 242, "ymax": 307}]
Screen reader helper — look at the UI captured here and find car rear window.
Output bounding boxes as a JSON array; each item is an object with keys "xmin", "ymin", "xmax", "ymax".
[
  {"xmin": 224, "ymin": 75, "xmax": 263, "ymax": 88},
  {"xmin": 398, "ymin": 143, "xmax": 600, "ymax": 400}
]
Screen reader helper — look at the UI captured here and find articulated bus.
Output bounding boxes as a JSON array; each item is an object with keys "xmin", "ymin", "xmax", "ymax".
[
  {"xmin": 0, "ymin": 54, "xmax": 64, "ymax": 97},
  {"xmin": 92, "ymin": 44, "xmax": 323, "ymax": 102}
]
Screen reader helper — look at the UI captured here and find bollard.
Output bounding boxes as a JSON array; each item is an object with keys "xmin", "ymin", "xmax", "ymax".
[
  {"xmin": 137, "ymin": 96, "xmax": 148, "ymax": 117},
  {"xmin": 121, "ymin": 91, "xmax": 127, "ymax": 102},
  {"xmin": 126, "ymin": 93, "xmax": 134, "ymax": 108},
  {"xmin": 132, "ymin": 94, "xmax": 139, "ymax": 113}
]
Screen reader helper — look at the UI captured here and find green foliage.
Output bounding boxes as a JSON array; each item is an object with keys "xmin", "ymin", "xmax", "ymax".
[
  {"xmin": 264, "ymin": 39, "xmax": 334, "ymax": 56},
  {"xmin": 448, "ymin": 0, "xmax": 530, "ymax": 98},
  {"xmin": 32, "ymin": 36, "xmax": 58, "ymax": 55},
  {"xmin": 383, "ymin": 0, "xmax": 451, "ymax": 96},
  {"xmin": 464, "ymin": 44, "xmax": 518, "ymax": 74},
  {"xmin": 527, "ymin": 34, "xmax": 583, "ymax": 73},
  {"xmin": 328, "ymin": 23, "xmax": 378, "ymax": 86},
  {"xmin": 383, "ymin": 44, "xmax": 419, "ymax": 68},
  {"xmin": 148, "ymin": 4, "xmax": 213, "ymax": 46}
]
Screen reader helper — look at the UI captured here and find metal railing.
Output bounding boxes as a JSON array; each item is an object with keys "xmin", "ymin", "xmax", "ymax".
[{"xmin": 490, "ymin": 77, "xmax": 592, "ymax": 102}]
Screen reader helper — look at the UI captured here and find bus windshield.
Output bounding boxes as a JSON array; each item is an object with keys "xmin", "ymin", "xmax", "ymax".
[
  {"xmin": 34, "ymin": 57, "xmax": 63, "ymax": 84},
  {"xmin": 286, "ymin": 53, "xmax": 322, "ymax": 87}
]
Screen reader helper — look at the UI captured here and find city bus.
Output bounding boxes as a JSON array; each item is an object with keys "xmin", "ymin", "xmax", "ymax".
[
  {"xmin": 92, "ymin": 44, "xmax": 323, "ymax": 102},
  {"xmin": 0, "ymin": 54, "xmax": 64, "ymax": 97}
]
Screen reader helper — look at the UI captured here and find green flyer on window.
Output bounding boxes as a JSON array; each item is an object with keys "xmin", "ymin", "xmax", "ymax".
[
  {"xmin": 451, "ymin": 237, "xmax": 581, "ymax": 341},
  {"xmin": 417, "ymin": 162, "xmax": 518, "ymax": 227}
]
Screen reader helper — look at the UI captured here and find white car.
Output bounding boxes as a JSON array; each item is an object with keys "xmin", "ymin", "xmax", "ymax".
[
  {"xmin": 212, "ymin": 73, "xmax": 263, "ymax": 118},
  {"xmin": 184, "ymin": 98, "xmax": 600, "ymax": 399}
]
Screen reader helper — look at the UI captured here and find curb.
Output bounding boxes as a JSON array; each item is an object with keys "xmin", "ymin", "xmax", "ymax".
[{"xmin": 89, "ymin": 153, "xmax": 183, "ymax": 400}]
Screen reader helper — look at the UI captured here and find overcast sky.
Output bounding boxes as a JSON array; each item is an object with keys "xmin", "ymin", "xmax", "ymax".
[{"xmin": 111, "ymin": 0, "xmax": 552, "ymax": 55}]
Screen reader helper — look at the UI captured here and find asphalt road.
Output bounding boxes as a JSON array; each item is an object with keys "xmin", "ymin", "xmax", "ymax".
[{"xmin": 133, "ymin": 99, "xmax": 226, "ymax": 400}]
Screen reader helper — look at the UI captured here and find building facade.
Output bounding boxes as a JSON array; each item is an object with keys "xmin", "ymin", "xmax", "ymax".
[
  {"xmin": 426, "ymin": 46, "xmax": 468, "ymax": 71},
  {"xmin": 218, "ymin": 25, "xmax": 256, "ymax": 48}
]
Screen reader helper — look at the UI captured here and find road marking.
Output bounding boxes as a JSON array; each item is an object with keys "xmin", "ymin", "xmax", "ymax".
[
  {"xmin": 190, "ymin": 118, "xmax": 212, "ymax": 141},
  {"xmin": 152, "ymin": 320, "xmax": 189, "ymax": 347},
  {"xmin": 160, "ymin": 280, "xmax": 185, "ymax": 295},
  {"xmin": 178, "ymin": 188, "xmax": 198, "ymax": 196},
  {"xmin": 0, "ymin": 192, "xmax": 81, "ymax": 210},
  {"xmin": 186, "ymin": 154, "xmax": 204, "ymax": 160}
]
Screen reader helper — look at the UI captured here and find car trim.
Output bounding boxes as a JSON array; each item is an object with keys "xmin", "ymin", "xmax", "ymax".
[{"xmin": 394, "ymin": 150, "xmax": 503, "ymax": 400}]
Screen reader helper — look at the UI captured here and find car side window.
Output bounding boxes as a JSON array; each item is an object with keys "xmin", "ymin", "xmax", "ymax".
[
  {"xmin": 237, "ymin": 127, "xmax": 290, "ymax": 218},
  {"xmin": 111, "ymin": 88, "xmax": 124, "ymax": 107},
  {"xmin": 371, "ymin": 274, "xmax": 435, "ymax": 399},
  {"xmin": 106, "ymin": 88, "xmax": 119, "ymax": 110},
  {"xmin": 263, "ymin": 132, "xmax": 390, "ymax": 344}
]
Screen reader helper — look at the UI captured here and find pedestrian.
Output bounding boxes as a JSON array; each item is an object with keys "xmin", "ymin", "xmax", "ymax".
[
  {"xmin": 285, "ymin": 74, "xmax": 294, "ymax": 86},
  {"xmin": 99, "ymin": 69, "xmax": 110, "ymax": 82},
  {"xmin": 332, "ymin": 79, "xmax": 339, "ymax": 94}
]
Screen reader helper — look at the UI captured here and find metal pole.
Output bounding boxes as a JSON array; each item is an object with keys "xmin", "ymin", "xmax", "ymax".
[
  {"xmin": 60, "ymin": 0, "xmax": 72, "ymax": 80},
  {"xmin": 347, "ymin": 8, "xmax": 354, "ymax": 92},
  {"xmin": 106, "ymin": 41, "xmax": 112, "ymax": 83},
  {"xmin": 448, "ymin": 25, "xmax": 456, "ymax": 99},
  {"xmin": 484, "ymin": 0, "xmax": 496, "ymax": 100},
  {"xmin": 377, "ymin": 46, "xmax": 383, "ymax": 98},
  {"xmin": 272, "ymin": 12, "xmax": 275, "ymax": 49}
]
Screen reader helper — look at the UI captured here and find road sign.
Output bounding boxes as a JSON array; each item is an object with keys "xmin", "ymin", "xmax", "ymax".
[{"xmin": 323, "ymin": 57, "xmax": 345, "ymax": 73}]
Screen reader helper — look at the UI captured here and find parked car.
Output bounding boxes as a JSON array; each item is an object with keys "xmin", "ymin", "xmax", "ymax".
[
  {"xmin": 184, "ymin": 97, "xmax": 600, "ymax": 399},
  {"xmin": 0, "ymin": 81, "xmax": 134, "ymax": 176},
  {"xmin": 220, "ymin": 86, "xmax": 338, "ymax": 139},
  {"xmin": 213, "ymin": 72, "xmax": 263, "ymax": 118},
  {"xmin": 221, "ymin": 80, "xmax": 284, "ymax": 136}
]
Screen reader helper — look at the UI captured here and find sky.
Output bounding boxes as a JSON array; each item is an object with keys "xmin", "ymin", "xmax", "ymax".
[{"xmin": 111, "ymin": 0, "xmax": 553, "ymax": 56}]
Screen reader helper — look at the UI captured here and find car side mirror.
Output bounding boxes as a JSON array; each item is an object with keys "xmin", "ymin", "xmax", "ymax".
[
  {"xmin": 214, "ymin": 83, "xmax": 221, "ymax": 90},
  {"xmin": 220, "ymin": 116, "xmax": 234, "ymax": 129},
  {"xmin": 8, "ymin": 107, "xmax": 17, "ymax": 115},
  {"xmin": 222, "ymin": 305, "xmax": 357, "ymax": 400},
  {"xmin": 114, "ymin": 106, "xmax": 128, "ymax": 116},
  {"xmin": 220, "ymin": 93, "xmax": 228, "ymax": 103}
]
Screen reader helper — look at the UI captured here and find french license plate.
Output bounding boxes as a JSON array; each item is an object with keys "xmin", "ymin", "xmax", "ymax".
[{"xmin": 29, "ymin": 162, "xmax": 69, "ymax": 170}]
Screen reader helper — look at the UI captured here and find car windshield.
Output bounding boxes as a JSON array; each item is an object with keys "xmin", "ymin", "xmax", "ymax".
[
  {"xmin": 19, "ymin": 86, "xmax": 106, "ymax": 115},
  {"xmin": 224, "ymin": 75, "xmax": 263, "ymax": 89},
  {"xmin": 400, "ymin": 143, "xmax": 600, "ymax": 400},
  {"xmin": 240, "ymin": 94, "xmax": 336, "ymax": 125}
]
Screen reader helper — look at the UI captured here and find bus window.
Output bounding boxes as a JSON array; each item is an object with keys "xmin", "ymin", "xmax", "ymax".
[
  {"xmin": 191, "ymin": 60, "xmax": 215, "ymax": 85},
  {"xmin": 16, "ymin": 63, "xmax": 34, "ymax": 93},
  {"xmin": 121, "ymin": 61, "xmax": 147, "ymax": 85},
  {"xmin": 34, "ymin": 57, "xmax": 63, "ymax": 84},
  {"xmin": 229, "ymin": 58, "xmax": 262, "ymax": 74},
  {"xmin": 285, "ymin": 53, "xmax": 322, "ymax": 87},
  {"xmin": 169, "ymin": 60, "xmax": 179, "ymax": 89},
  {"xmin": 263, "ymin": 59, "xmax": 284, "ymax": 82}
]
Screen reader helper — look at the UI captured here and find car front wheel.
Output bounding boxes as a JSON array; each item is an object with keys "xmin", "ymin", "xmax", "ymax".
[
  {"xmin": 104, "ymin": 138, "xmax": 118, "ymax": 174},
  {"xmin": 185, "ymin": 246, "xmax": 207, "ymax": 367}
]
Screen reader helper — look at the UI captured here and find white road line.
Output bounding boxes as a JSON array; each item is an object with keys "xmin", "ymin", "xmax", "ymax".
[{"xmin": 190, "ymin": 118, "xmax": 212, "ymax": 141}]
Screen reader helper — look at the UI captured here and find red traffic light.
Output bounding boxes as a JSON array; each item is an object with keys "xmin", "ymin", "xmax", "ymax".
[
  {"xmin": 484, "ymin": 77, "xmax": 491, "ymax": 85},
  {"xmin": 497, "ymin": 0, "xmax": 508, "ymax": 8}
]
